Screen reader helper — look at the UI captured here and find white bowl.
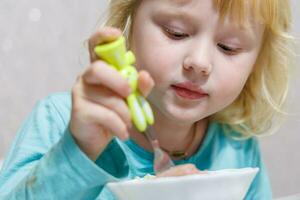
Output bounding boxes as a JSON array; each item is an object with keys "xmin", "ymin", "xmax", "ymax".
[{"xmin": 107, "ymin": 167, "xmax": 259, "ymax": 200}]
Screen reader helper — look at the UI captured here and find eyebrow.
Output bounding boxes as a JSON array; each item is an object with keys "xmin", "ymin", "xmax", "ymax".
[
  {"xmin": 167, "ymin": 0, "xmax": 193, "ymax": 7},
  {"xmin": 154, "ymin": 7, "xmax": 261, "ymax": 43},
  {"xmin": 154, "ymin": 9, "xmax": 199, "ymax": 24}
]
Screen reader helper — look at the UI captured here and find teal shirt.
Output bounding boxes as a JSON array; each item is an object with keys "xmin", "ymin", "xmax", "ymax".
[{"xmin": 0, "ymin": 92, "xmax": 272, "ymax": 199}]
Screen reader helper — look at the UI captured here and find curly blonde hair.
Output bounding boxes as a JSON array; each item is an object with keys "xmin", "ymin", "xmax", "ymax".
[{"xmin": 103, "ymin": 0, "xmax": 294, "ymax": 138}]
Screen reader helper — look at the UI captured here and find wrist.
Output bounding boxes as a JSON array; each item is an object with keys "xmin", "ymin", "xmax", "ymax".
[{"xmin": 73, "ymin": 135, "xmax": 112, "ymax": 161}]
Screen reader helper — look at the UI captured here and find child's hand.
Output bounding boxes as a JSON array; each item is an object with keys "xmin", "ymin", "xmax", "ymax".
[
  {"xmin": 69, "ymin": 27, "xmax": 154, "ymax": 161},
  {"xmin": 157, "ymin": 164, "xmax": 206, "ymax": 177}
]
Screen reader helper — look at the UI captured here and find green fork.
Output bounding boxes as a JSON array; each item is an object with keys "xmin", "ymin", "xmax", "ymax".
[{"xmin": 94, "ymin": 36, "xmax": 174, "ymax": 174}]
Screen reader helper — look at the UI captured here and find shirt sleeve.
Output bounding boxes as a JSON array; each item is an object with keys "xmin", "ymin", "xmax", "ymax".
[
  {"xmin": 0, "ymin": 94, "xmax": 129, "ymax": 200},
  {"xmin": 244, "ymin": 139, "xmax": 273, "ymax": 200}
]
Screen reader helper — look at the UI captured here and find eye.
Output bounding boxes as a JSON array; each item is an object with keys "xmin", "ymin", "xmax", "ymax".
[
  {"xmin": 164, "ymin": 27, "xmax": 189, "ymax": 40},
  {"xmin": 218, "ymin": 43, "xmax": 241, "ymax": 55}
]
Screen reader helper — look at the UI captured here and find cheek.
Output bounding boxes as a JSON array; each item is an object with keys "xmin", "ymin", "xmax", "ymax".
[
  {"xmin": 213, "ymin": 58, "xmax": 254, "ymax": 106},
  {"xmin": 211, "ymin": 74, "xmax": 247, "ymax": 112},
  {"xmin": 217, "ymin": 74, "xmax": 246, "ymax": 101},
  {"xmin": 132, "ymin": 34, "xmax": 178, "ymax": 86}
]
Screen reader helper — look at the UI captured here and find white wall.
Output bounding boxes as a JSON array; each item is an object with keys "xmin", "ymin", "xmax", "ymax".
[
  {"xmin": 0, "ymin": 0, "xmax": 299, "ymax": 198},
  {"xmin": 260, "ymin": 0, "xmax": 300, "ymax": 196}
]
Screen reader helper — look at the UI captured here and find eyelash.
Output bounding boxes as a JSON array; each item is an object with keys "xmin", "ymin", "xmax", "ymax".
[
  {"xmin": 217, "ymin": 43, "xmax": 241, "ymax": 55},
  {"xmin": 163, "ymin": 27, "xmax": 241, "ymax": 55},
  {"xmin": 163, "ymin": 27, "xmax": 189, "ymax": 40}
]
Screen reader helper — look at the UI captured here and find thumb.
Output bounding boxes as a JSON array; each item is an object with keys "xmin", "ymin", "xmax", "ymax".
[{"xmin": 138, "ymin": 70, "xmax": 155, "ymax": 97}]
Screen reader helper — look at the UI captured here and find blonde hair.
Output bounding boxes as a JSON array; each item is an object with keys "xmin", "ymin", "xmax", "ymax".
[{"xmin": 104, "ymin": 0, "xmax": 294, "ymax": 138}]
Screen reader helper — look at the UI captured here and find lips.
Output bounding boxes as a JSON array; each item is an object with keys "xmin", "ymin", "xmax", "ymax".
[{"xmin": 171, "ymin": 82, "xmax": 208, "ymax": 100}]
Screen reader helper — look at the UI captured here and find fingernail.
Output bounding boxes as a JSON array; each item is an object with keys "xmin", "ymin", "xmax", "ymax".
[
  {"xmin": 106, "ymin": 29, "xmax": 121, "ymax": 38},
  {"xmin": 111, "ymin": 29, "xmax": 121, "ymax": 35}
]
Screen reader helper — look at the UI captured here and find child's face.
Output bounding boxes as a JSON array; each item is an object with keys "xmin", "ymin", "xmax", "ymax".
[{"xmin": 131, "ymin": 0, "xmax": 264, "ymax": 123}]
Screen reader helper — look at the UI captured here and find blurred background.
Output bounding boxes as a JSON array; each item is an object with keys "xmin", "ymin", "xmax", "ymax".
[{"xmin": 0, "ymin": 0, "xmax": 299, "ymax": 198}]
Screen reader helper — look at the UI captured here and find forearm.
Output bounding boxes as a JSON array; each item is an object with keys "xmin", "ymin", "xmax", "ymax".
[{"xmin": 0, "ymin": 130, "xmax": 119, "ymax": 200}]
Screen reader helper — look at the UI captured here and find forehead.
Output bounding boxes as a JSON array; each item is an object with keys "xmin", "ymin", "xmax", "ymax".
[
  {"xmin": 163, "ymin": 0, "xmax": 212, "ymax": 9},
  {"xmin": 167, "ymin": 0, "xmax": 196, "ymax": 6},
  {"xmin": 143, "ymin": 0, "xmax": 258, "ymax": 28},
  {"xmin": 138, "ymin": 0, "xmax": 264, "ymax": 42},
  {"xmin": 144, "ymin": 0, "xmax": 245, "ymax": 19},
  {"xmin": 143, "ymin": 0, "xmax": 216, "ymax": 18}
]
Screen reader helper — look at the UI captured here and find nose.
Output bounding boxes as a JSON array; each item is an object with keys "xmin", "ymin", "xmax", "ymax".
[{"xmin": 182, "ymin": 40, "xmax": 212, "ymax": 76}]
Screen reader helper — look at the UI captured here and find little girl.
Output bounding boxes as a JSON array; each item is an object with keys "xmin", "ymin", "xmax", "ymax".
[{"xmin": 0, "ymin": 0, "xmax": 293, "ymax": 199}]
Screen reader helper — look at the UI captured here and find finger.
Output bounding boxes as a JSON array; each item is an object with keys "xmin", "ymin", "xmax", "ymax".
[
  {"xmin": 73, "ymin": 96, "xmax": 130, "ymax": 140},
  {"xmin": 88, "ymin": 27, "xmax": 122, "ymax": 62},
  {"xmin": 82, "ymin": 61, "xmax": 131, "ymax": 98},
  {"xmin": 81, "ymin": 83, "xmax": 132, "ymax": 127},
  {"xmin": 138, "ymin": 70, "xmax": 155, "ymax": 97}
]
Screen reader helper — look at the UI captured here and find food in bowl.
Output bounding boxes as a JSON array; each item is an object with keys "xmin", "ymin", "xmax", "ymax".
[{"xmin": 107, "ymin": 167, "xmax": 259, "ymax": 200}]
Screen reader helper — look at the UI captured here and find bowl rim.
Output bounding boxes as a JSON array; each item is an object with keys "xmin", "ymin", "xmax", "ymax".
[{"xmin": 107, "ymin": 167, "xmax": 259, "ymax": 187}]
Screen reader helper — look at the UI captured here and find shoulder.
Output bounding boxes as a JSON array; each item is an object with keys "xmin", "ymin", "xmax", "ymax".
[
  {"xmin": 209, "ymin": 123, "xmax": 262, "ymax": 167},
  {"xmin": 216, "ymin": 124, "xmax": 260, "ymax": 152},
  {"xmin": 224, "ymin": 133, "xmax": 259, "ymax": 153},
  {"xmin": 204, "ymin": 123, "xmax": 272, "ymax": 198}
]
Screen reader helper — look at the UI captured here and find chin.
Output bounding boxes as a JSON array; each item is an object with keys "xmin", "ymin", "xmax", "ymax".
[
  {"xmin": 152, "ymin": 100, "xmax": 206, "ymax": 125},
  {"xmin": 149, "ymin": 88, "xmax": 209, "ymax": 123},
  {"xmin": 168, "ymin": 104, "xmax": 205, "ymax": 121}
]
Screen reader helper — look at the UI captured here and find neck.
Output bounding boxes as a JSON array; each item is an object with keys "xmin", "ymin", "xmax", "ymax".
[{"xmin": 129, "ymin": 109, "xmax": 208, "ymax": 159}]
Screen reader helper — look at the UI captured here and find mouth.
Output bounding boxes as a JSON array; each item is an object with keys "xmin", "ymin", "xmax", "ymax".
[{"xmin": 171, "ymin": 82, "xmax": 208, "ymax": 100}]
